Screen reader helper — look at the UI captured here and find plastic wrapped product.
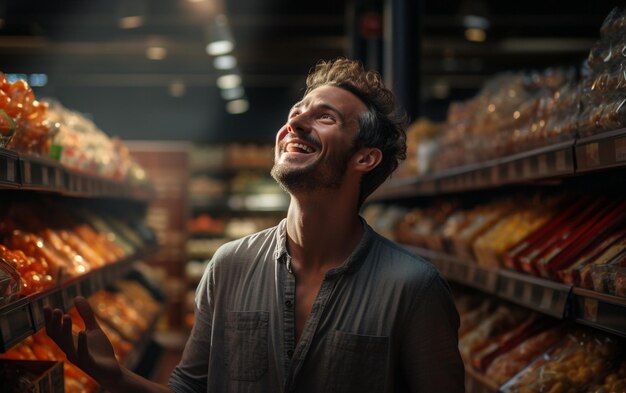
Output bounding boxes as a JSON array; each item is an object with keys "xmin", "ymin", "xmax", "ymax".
[
  {"xmin": 580, "ymin": 238, "xmax": 626, "ymax": 290},
  {"xmin": 470, "ymin": 313, "xmax": 552, "ymax": 371},
  {"xmin": 558, "ymin": 228, "xmax": 626, "ymax": 286},
  {"xmin": 589, "ymin": 250, "xmax": 626, "ymax": 296},
  {"xmin": 459, "ymin": 306, "xmax": 528, "ymax": 362},
  {"xmin": 485, "ymin": 325, "xmax": 563, "ymax": 386},
  {"xmin": 0, "ymin": 256, "xmax": 21, "ymax": 305},
  {"xmin": 500, "ymin": 329, "xmax": 623, "ymax": 393},
  {"xmin": 586, "ymin": 359, "xmax": 626, "ymax": 393}
]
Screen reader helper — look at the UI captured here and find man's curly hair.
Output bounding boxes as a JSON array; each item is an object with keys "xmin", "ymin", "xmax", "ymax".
[{"xmin": 305, "ymin": 58, "xmax": 407, "ymax": 206}]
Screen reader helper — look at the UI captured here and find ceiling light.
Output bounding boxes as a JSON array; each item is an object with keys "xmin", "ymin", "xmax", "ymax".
[
  {"xmin": 220, "ymin": 86, "xmax": 244, "ymax": 100},
  {"xmin": 146, "ymin": 46, "xmax": 167, "ymax": 60},
  {"xmin": 206, "ymin": 41, "xmax": 234, "ymax": 56},
  {"xmin": 205, "ymin": 14, "xmax": 235, "ymax": 56},
  {"xmin": 119, "ymin": 15, "xmax": 144, "ymax": 29},
  {"xmin": 226, "ymin": 99, "xmax": 249, "ymax": 114},
  {"xmin": 117, "ymin": 0, "xmax": 146, "ymax": 29},
  {"xmin": 169, "ymin": 80, "xmax": 186, "ymax": 97},
  {"xmin": 465, "ymin": 28, "xmax": 486, "ymax": 42},
  {"xmin": 217, "ymin": 74, "xmax": 241, "ymax": 89},
  {"xmin": 213, "ymin": 55, "xmax": 237, "ymax": 70}
]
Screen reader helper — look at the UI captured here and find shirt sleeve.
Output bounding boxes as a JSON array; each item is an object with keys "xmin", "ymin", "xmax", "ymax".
[
  {"xmin": 400, "ymin": 272, "xmax": 465, "ymax": 393},
  {"xmin": 168, "ymin": 260, "xmax": 215, "ymax": 393}
]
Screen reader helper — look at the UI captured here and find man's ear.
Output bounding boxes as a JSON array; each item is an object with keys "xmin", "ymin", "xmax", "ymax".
[{"xmin": 353, "ymin": 147, "xmax": 382, "ymax": 173}]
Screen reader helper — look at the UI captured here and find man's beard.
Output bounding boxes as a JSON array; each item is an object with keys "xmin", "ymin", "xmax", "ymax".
[{"xmin": 271, "ymin": 144, "xmax": 356, "ymax": 194}]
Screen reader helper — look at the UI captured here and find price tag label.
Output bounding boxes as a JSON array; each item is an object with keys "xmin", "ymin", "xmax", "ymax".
[
  {"xmin": 615, "ymin": 136, "xmax": 626, "ymax": 162},
  {"xmin": 537, "ymin": 154, "xmax": 548, "ymax": 175},
  {"xmin": 490, "ymin": 166, "xmax": 499, "ymax": 183},
  {"xmin": 473, "ymin": 268, "xmax": 486, "ymax": 288},
  {"xmin": 540, "ymin": 288, "xmax": 553, "ymax": 310},
  {"xmin": 522, "ymin": 159, "xmax": 532, "ymax": 178},
  {"xmin": 6, "ymin": 159, "xmax": 15, "ymax": 182},
  {"xmin": 55, "ymin": 168, "xmax": 63, "ymax": 188},
  {"xmin": 23, "ymin": 161, "xmax": 31, "ymax": 183},
  {"xmin": 583, "ymin": 298, "xmax": 598, "ymax": 322},
  {"xmin": 555, "ymin": 150, "xmax": 567, "ymax": 171},
  {"xmin": 41, "ymin": 166, "xmax": 49, "ymax": 186},
  {"xmin": 585, "ymin": 142, "xmax": 600, "ymax": 166},
  {"xmin": 523, "ymin": 283, "xmax": 533, "ymax": 303},
  {"xmin": 507, "ymin": 162, "xmax": 516, "ymax": 180}
]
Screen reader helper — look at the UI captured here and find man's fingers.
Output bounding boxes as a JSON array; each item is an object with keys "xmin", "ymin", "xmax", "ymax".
[
  {"xmin": 43, "ymin": 307, "xmax": 52, "ymax": 324},
  {"xmin": 60, "ymin": 315, "xmax": 78, "ymax": 363},
  {"xmin": 77, "ymin": 330, "xmax": 95, "ymax": 372},
  {"xmin": 46, "ymin": 308, "xmax": 64, "ymax": 339},
  {"xmin": 74, "ymin": 296, "xmax": 99, "ymax": 330}
]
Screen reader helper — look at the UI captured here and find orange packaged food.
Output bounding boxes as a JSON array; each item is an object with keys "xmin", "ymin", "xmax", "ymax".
[
  {"xmin": 501, "ymin": 329, "xmax": 623, "ymax": 393},
  {"xmin": 485, "ymin": 326, "xmax": 563, "ymax": 386}
]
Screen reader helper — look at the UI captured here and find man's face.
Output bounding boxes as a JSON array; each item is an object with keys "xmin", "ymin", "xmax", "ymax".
[{"xmin": 271, "ymin": 85, "xmax": 367, "ymax": 194}]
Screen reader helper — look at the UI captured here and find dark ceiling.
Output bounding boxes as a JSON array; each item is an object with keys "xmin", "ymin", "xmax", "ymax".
[{"xmin": 0, "ymin": 0, "xmax": 620, "ymax": 144}]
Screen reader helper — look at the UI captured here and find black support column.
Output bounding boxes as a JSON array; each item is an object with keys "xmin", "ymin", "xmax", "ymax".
[{"xmin": 383, "ymin": 0, "xmax": 422, "ymax": 121}]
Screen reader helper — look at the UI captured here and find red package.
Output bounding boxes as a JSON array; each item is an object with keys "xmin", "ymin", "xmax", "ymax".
[
  {"xmin": 503, "ymin": 197, "xmax": 588, "ymax": 272},
  {"xmin": 536, "ymin": 199, "xmax": 626, "ymax": 279},
  {"xmin": 516, "ymin": 198, "xmax": 607, "ymax": 275},
  {"xmin": 470, "ymin": 314, "xmax": 551, "ymax": 371}
]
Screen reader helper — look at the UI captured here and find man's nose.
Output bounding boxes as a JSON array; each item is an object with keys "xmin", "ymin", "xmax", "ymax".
[{"xmin": 287, "ymin": 112, "xmax": 309, "ymax": 134}]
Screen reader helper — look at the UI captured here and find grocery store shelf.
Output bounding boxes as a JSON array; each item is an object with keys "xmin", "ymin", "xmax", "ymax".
[
  {"xmin": 572, "ymin": 287, "xmax": 626, "ymax": 338},
  {"xmin": 371, "ymin": 140, "xmax": 577, "ymax": 200},
  {"xmin": 0, "ymin": 149, "xmax": 154, "ymax": 201},
  {"xmin": 405, "ymin": 246, "xmax": 498, "ymax": 294},
  {"xmin": 406, "ymin": 245, "xmax": 626, "ymax": 335},
  {"xmin": 0, "ymin": 248, "xmax": 155, "ymax": 353},
  {"xmin": 0, "ymin": 148, "xmax": 20, "ymax": 187},
  {"xmin": 374, "ymin": 129, "xmax": 626, "ymax": 201},
  {"xmin": 373, "ymin": 129, "xmax": 626, "ymax": 202},
  {"xmin": 575, "ymin": 128, "xmax": 626, "ymax": 172},
  {"xmin": 497, "ymin": 270, "xmax": 571, "ymax": 319},
  {"xmin": 404, "ymin": 245, "xmax": 572, "ymax": 319}
]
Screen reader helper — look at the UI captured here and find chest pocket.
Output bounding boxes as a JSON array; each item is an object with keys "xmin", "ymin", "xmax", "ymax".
[
  {"xmin": 325, "ymin": 330, "xmax": 389, "ymax": 393},
  {"xmin": 225, "ymin": 311, "xmax": 269, "ymax": 381}
]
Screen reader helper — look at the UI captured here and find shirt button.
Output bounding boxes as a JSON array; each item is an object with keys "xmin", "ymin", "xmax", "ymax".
[
  {"xmin": 287, "ymin": 350, "xmax": 294, "ymax": 358},
  {"xmin": 285, "ymin": 300, "xmax": 293, "ymax": 308}
]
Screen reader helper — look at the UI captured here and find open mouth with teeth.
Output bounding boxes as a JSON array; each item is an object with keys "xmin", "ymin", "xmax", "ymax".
[{"xmin": 285, "ymin": 142, "xmax": 316, "ymax": 154}]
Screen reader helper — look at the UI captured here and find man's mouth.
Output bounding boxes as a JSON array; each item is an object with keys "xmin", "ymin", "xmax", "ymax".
[{"xmin": 284, "ymin": 141, "xmax": 316, "ymax": 154}]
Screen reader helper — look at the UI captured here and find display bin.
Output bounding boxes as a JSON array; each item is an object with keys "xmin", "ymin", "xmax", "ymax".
[
  {"xmin": 77, "ymin": 272, "xmax": 98, "ymax": 300},
  {"xmin": 572, "ymin": 287, "xmax": 626, "ymax": 338},
  {"xmin": 61, "ymin": 282, "xmax": 79, "ymax": 311},
  {"xmin": 18, "ymin": 154, "xmax": 64, "ymax": 191},
  {"xmin": 0, "ymin": 297, "xmax": 34, "ymax": 352},
  {"xmin": 29, "ymin": 288, "xmax": 64, "ymax": 331},
  {"xmin": 0, "ymin": 360, "xmax": 64, "ymax": 393},
  {"xmin": 576, "ymin": 128, "xmax": 626, "ymax": 172},
  {"xmin": 0, "ymin": 148, "xmax": 19, "ymax": 187}
]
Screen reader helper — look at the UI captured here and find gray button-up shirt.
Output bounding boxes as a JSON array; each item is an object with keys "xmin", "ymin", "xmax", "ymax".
[{"xmin": 169, "ymin": 218, "xmax": 464, "ymax": 393}]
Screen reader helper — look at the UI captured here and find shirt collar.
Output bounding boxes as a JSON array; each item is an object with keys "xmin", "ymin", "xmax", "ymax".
[{"xmin": 273, "ymin": 217, "xmax": 374, "ymax": 276}]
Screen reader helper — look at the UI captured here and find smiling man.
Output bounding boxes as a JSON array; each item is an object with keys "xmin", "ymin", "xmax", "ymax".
[{"xmin": 44, "ymin": 58, "xmax": 464, "ymax": 393}]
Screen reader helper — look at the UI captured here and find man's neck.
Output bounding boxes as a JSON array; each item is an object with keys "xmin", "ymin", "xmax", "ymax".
[{"xmin": 285, "ymin": 192, "xmax": 363, "ymax": 273}]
